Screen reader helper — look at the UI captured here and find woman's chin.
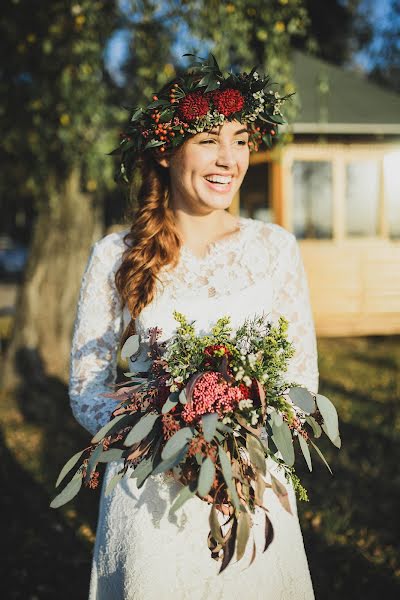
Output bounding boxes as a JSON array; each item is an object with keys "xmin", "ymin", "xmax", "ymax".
[{"xmin": 200, "ymin": 192, "xmax": 235, "ymax": 211}]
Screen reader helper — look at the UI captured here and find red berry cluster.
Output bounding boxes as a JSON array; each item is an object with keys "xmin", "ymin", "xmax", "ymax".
[
  {"xmin": 149, "ymin": 100, "xmax": 189, "ymax": 152},
  {"xmin": 248, "ymin": 124, "xmax": 276, "ymax": 152}
]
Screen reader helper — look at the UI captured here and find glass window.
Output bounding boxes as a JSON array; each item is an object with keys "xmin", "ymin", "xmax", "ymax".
[
  {"xmin": 345, "ymin": 161, "xmax": 380, "ymax": 236},
  {"xmin": 384, "ymin": 152, "xmax": 400, "ymax": 239},
  {"xmin": 292, "ymin": 160, "xmax": 333, "ymax": 239},
  {"xmin": 240, "ymin": 163, "xmax": 273, "ymax": 222}
]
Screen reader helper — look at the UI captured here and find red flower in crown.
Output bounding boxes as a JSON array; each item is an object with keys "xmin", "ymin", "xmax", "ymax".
[
  {"xmin": 178, "ymin": 91, "xmax": 211, "ymax": 122},
  {"xmin": 211, "ymin": 88, "xmax": 245, "ymax": 116}
]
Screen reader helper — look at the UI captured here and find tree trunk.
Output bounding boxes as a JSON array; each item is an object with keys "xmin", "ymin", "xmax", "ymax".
[{"xmin": 1, "ymin": 168, "xmax": 104, "ymax": 390}]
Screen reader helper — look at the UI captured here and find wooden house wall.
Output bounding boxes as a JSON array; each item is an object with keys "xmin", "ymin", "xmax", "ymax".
[{"xmin": 235, "ymin": 142, "xmax": 400, "ymax": 336}]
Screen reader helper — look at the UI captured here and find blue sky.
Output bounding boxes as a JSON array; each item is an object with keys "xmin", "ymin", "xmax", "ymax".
[{"xmin": 352, "ymin": 0, "xmax": 395, "ymax": 70}]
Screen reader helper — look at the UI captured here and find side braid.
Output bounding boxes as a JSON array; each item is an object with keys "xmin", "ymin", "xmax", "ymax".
[{"xmin": 115, "ymin": 153, "xmax": 181, "ymax": 347}]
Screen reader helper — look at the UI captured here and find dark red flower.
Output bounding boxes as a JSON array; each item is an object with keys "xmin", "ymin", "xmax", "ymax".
[
  {"xmin": 238, "ymin": 382, "xmax": 251, "ymax": 399},
  {"xmin": 178, "ymin": 91, "xmax": 210, "ymax": 122},
  {"xmin": 211, "ymin": 88, "xmax": 245, "ymax": 116}
]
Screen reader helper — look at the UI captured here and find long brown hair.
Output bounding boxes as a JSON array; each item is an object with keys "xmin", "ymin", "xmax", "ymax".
[{"xmin": 115, "ymin": 150, "xmax": 181, "ymax": 347}]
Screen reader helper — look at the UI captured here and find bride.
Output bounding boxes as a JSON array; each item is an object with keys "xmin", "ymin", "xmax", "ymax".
[{"xmin": 69, "ymin": 56, "xmax": 318, "ymax": 599}]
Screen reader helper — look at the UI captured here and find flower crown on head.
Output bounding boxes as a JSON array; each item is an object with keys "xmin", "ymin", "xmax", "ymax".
[{"xmin": 110, "ymin": 53, "xmax": 294, "ymax": 183}]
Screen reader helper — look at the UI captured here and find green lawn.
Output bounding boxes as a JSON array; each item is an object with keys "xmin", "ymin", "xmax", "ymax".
[{"xmin": 0, "ymin": 335, "xmax": 399, "ymax": 599}]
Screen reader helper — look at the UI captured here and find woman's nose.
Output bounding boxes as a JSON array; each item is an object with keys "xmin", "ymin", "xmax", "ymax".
[{"xmin": 215, "ymin": 143, "xmax": 236, "ymax": 169}]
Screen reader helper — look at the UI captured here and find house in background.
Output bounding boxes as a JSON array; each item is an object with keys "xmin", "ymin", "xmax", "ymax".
[{"xmin": 235, "ymin": 50, "xmax": 400, "ymax": 336}]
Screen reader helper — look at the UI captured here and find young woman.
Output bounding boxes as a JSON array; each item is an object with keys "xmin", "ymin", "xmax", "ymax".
[{"xmin": 69, "ymin": 57, "xmax": 318, "ymax": 599}]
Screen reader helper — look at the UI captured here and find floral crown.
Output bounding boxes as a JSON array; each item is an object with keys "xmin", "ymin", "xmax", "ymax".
[{"xmin": 111, "ymin": 54, "xmax": 294, "ymax": 183}]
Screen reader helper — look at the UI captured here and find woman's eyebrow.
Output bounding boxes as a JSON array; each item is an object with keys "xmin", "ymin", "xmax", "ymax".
[{"xmin": 205, "ymin": 128, "xmax": 249, "ymax": 136}]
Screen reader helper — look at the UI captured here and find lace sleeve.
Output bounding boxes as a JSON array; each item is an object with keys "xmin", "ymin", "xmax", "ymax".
[
  {"xmin": 269, "ymin": 227, "xmax": 319, "ymax": 395},
  {"xmin": 69, "ymin": 234, "xmax": 124, "ymax": 436}
]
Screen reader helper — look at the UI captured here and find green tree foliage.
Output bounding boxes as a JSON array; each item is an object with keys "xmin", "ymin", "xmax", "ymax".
[
  {"xmin": 0, "ymin": 0, "xmax": 120, "ymax": 204},
  {"xmin": 120, "ymin": 1, "xmax": 178, "ymax": 105}
]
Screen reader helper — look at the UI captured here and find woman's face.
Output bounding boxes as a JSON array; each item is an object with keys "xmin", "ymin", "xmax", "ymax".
[{"xmin": 161, "ymin": 120, "xmax": 250, "ymax": 215}]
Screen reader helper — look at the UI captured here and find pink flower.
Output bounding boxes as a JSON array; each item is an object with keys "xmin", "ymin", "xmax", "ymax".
[{"xmin": 181, "ymin": 372, "xmax": 242, "ymax": 424}]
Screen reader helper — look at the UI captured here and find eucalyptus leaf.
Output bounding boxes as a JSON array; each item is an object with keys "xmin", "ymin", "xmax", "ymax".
[
  {"xmin": 271, "ymin": 411, "xmax": 283, "ymax": 427},
  {"xmin": 209, "ymin": 504, "xmax": 224, "ymax": 544},
  {"xmin": 55, "ymin": 450, "xmax": 84, "ymax": 488},
  {"xmin": 161, "ymin": 396, "xmax": 179, "ymax": 414},
  {"xmin": 169, "ymin": 485, "xmax": 196, "ymax": 514},
  {"xmin": 152, "ymin": 444, "xmax": 189, "ymax": 475},
  {"xmin": 219, "ymin": 518, "xmax": 237, "ymax": 573},
  {"xmin": 197, "ymin": 457, "xmax": 216, "ymax": 497},
  {"xmin": 85, "ymin": 444, "xmax": 103, "ymax": 483},
  {"xmin": 298, "ymin": 435, "xmax": 312, "ymax": 472},
  {"xmin": 124, "ymin": 413, "xmax": 159, "ymax": 447},
  {"xmin": 214, "ymin": 430, "xmax": 225, "ymax": 443},
  {"xmin": 271, "ymin": 421, "xmax": 295, "ymax": 466},
  {"xmin": 216, "ymin": 422, "xmax": 234, "ymax": 434},
  {"xmin": 270, "ymin": 474, "xmax": 292, "ymax": 514},
  {"xmin": 255, "ymin": 473, "xmax": 266, "ymax": 506},
  {"xmin": 202, "ymin": 413, "xmax": 219, "ymax": 442},
  {"xmin": 91, "ymin": 414, "xmax": 131, "ymax": 444},
  {"xmin": 236, "ymin": 510, "xmax": 251, "ymax": 561},
  {"xmin": 121, "ymin": 334, "xmax": 140, "ymax": 359},
  {"xmin": 305, "ymin": 416, "xmax": 322, "ymax": 438},
  {"xmin": 179, "ymin": 389, "xmax": 188, "ymax": 404},
  {"xmin": 316, "ymin": 394, "xmax": 340, "ymax": 444},
  {"xmin": 309, "ymin": 440, "xmax": 333, "ymax": 474},
  {"xmin": 105, "ymin": 471, "xmax": 124, "ymax": 496},
  {"xmin": 218, "ymin": 446, "xmax": 241, "ymax": 511},
  {"xmin": 246, "ymin": 433, "xmax": 266, "ymax": 475},
  {"xmin": 97, "ymin": 449, "xmax": 124, "ymax": 463},
  {"xmin": 289, "ymin": 387, "xmax": 316, "ymax": 413},
  {"xmin": 50, "ymin": 470, "xmax": 82, "ymax": 508},
  {"xmin": 161, "ymin": 427, "xmax": 194, "ymax": 460},
  {"xmin": 131, "ymin": 456, "xmax": 152, "ymax": 480},
  {"xmin": 321, "ymin": 423, "xmax": 342, "ymax": 448},
  {"xmin": 263, "ymin": 512, "xmax": 275, "ymax": 552}
]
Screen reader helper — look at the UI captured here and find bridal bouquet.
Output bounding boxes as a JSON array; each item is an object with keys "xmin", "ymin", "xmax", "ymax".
[{"xmin": 51, "ymin": 311, "xmax": 340, "ymax": 572}]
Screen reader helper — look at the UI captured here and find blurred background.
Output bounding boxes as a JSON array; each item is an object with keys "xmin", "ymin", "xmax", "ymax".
[{"xmin": 0, "ymin": 0, "xmax": 399, "ymax": 598}]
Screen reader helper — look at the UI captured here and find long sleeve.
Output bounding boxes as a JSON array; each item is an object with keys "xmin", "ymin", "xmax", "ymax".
[
  {"xmin": 69, "ymin": 233, "xmax": 125, "ymax": 436},
  {"xmin": 270, "ymin": 227, "xmax": 319, "ymax": 395}
]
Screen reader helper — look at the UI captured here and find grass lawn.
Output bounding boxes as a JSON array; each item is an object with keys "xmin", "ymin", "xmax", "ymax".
[{"xmin": 0, "ymin": 335, "xmax": 399, "ymax": 599}]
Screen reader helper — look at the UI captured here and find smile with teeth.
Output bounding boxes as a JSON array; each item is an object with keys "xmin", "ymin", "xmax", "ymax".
[
  {"xmin": 205, "ymin": 175, "xmax": 232, "ymax": 184},
  {"xmin": 204, "ymin": 175, "xmax": 233, "ymax": 192}
]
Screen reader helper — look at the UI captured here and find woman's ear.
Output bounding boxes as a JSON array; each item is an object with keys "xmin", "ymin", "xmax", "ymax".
[{"xmin": 157, "ymin": 157, "xmax": 170, "ymax": 168}]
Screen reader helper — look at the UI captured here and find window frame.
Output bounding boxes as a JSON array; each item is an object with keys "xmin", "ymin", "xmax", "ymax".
[{"xmin": 281, "ymin": 142, "xmax": 400, "ymax": 242}]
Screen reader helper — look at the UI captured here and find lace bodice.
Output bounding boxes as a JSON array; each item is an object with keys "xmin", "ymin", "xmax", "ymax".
[{"xmin": 69, "ymin": 217, "xmax": 319, "ymax": 436}]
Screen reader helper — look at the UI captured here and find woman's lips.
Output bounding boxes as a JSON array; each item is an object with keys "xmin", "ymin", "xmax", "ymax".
[{"xmin": 203, "ymin": 177, "xmax": 233, "ymax": 193}]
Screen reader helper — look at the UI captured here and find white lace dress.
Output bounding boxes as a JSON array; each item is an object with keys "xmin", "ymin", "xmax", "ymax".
[{"xmin": 69, "ymin": 216, "xmax": 319, "ymax": 600}]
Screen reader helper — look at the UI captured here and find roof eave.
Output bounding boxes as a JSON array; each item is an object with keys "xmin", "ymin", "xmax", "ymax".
[{"xmin": 288, "ymin": 122, "xmax": 400, "ymax": 135}]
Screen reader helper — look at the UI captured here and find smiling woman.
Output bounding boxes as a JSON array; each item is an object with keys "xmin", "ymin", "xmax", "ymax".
[{"xmin": 68, "ymin": 54, "xmax": 318, "ymax": 599}]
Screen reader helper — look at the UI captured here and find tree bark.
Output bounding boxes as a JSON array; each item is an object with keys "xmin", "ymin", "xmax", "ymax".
[{"xmin": 1, "ymin": 168, "xmax": 104, "ymax": 390}]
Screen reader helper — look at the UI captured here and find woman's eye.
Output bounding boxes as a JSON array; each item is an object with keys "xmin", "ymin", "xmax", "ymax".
[{"xmin": 200, "ymin": 139, "xmax": 248, "ymax": 145}]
